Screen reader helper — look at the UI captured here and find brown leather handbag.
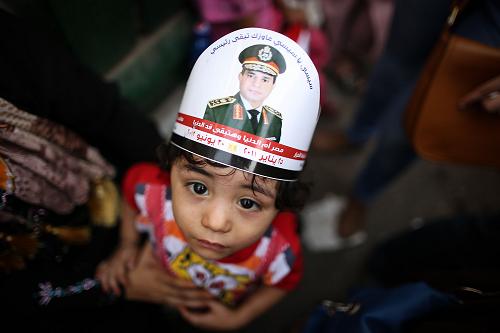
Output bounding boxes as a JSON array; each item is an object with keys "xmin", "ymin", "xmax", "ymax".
[{"xmin": 405, "ymin": 2, "xmax": 500, "ymax": 169}]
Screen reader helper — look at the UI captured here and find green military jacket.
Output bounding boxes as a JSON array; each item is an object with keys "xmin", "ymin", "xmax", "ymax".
[{"xmin": 203, "ymin": 92, "xmax": 282, "ymax": 142}]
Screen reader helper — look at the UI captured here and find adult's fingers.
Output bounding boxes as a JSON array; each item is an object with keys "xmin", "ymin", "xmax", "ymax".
[
  {"xmin": 460, "ymin": 76, "xmax": 500, "ymax": 111},
  {"xmin": 481, "ymin": 91, "xmax": 500, "ymax": 113},
  {"xmin": 96, "ymin": 260, "xmax": 126, "ymax": 296},
  {"xmin": 95, "ymin": 262, "xmax": 110, "ymax": 293},
  {"xmin": 107, "ymin": 274, "xmax": 123, "ymax": 296},
  {"xmin": 177, "ymin": 302, "xmax": 239, "ymax": 331},
  {"xmin": 153, "ymin": 273, "xmax": 213, "ymax": 301},
  {"xmin": 166, "ymin": 297, "xmax": 209, "ymax": 309}
]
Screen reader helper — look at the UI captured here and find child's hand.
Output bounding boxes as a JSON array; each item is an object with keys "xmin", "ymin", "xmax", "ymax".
[
  {"xmin": 178, "ymin": 300, "xmax": 247, "ymax": 331},
  {"xmin": 95, "ymin": 242, "xmax": 139, "ymax": 295}
]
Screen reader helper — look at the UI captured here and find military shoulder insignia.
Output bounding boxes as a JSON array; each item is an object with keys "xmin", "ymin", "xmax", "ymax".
[
  {"xmin": 207, "ymin": 96, "xmax": 236, "ymax": 108},
  {"xmin": 263, "ymin": 105, "xmax": 282, "ymax": 119},
  {"xmin": 233, "ymin": 103, "xmax": 244, "ymax": 120}
]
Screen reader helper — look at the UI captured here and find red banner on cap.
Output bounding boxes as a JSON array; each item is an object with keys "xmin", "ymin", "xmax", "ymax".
[{"xmin": 177, "ymin": 113, "xmax": 307, "ymax": 161}]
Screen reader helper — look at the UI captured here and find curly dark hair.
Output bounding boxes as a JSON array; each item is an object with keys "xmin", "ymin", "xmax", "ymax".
[{"xmin": 156, "ymin": 142, "xmax": 310, "ymax": 212}]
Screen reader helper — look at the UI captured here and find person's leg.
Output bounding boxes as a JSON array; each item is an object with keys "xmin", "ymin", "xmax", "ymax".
[
  {"xmin": 321, "ymin": 0, "xmax": 360, "ymax": 64},
  {"xmin": 335, "ymin": 0, "xmax": 452, "ymax": 237},
  {"xmin": 366, "ymin": 0, "xmax": 394, "ymax": 64},
  {"xmin": 312, "ymin": 0, "xmax": 452, "ymax": 153},
  {"xmin": 346, "ymin": 0, "xmax": 452, "ymax": 144},
  {"xmin": 337, "ymin": 0, "xmax": 500, "ymax": 240},
  {"xmin": 352, "ymin": 86, "xmax": 416, "ymax": 203},
  {"xmin": 338, "ymin": 86, "xmax": 417, "ymax": 237}
]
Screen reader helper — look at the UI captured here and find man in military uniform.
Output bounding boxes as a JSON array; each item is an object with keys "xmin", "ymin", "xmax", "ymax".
[{"xmin": 203, "ymin": 44, "xmax": 286, "ymax": 142}]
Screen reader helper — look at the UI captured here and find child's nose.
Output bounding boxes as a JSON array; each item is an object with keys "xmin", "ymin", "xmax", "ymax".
[{"xmin": 201, "ymin": 202, "xmax": 232, "ymax": 233}]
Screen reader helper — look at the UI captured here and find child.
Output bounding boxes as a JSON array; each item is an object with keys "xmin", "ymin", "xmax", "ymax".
[
  {"xmin": 278, "ymin": 0, "xmax": 334, "ymax": 116},
  {"xmin": 96, "ymin": 27, "xmax": 320, "ymax": 330}
]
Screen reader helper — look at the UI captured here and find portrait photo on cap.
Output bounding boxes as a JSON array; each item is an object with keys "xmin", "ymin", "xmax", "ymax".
[
  {"xmin": 171, "ymin": 27, "xmax": 320, "ymax": 181},
  {"xmin": 204, "ymin": 43, "xmax": 286, "ymax": 143}
]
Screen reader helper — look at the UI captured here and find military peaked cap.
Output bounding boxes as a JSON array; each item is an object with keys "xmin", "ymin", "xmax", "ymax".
[{"xmin": 238, "ymin": 44, "xmax": 286, "ymax": 76}]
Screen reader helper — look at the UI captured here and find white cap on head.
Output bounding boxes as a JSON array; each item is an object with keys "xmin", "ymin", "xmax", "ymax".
[{"xmin": 170, "ymin": 27, "xmax": 320, "ymax": 181}]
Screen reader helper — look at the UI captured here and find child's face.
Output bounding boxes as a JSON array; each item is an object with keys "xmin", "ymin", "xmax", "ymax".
[{"xmin": 170, "ymin": 156, "xmax": 279, "ymax": 260}]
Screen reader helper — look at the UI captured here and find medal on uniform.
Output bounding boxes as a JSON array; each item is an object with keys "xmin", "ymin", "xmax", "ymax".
[
  {"xmin": 233, "ymin": 103, "xmax": 244, "ymax": 120},
  {"xmin": 261, "ymin": 109, "xmax": 269, "ymax": 124}
]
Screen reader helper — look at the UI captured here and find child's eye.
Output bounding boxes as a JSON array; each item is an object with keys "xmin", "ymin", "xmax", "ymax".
[
  {"xmin": 188, "ymin": 182, "xmax": 208, "ymax": 195},
  {"xmin": 239, "ymin": 198, "xmax": 260, "ymax": 210}
]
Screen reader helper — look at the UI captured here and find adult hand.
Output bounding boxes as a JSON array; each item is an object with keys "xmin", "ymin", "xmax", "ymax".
[
  {"xmin": 95, "ymin": 243, "xmax": 139, "ymax": 296},
  {"xmin": 124, "ymin": 242, "xmax": 213, "ymax": 308},
  {"xmin": 178, "ymin": 285, "xmax": 286, "ymax": 331},
  {"xmin": 179, "ymin": 299, "xmax": 246, "ymax": 331},
  {"xmin": 459, "ymin": 75, "xmax": 500, "ymax": 114}
]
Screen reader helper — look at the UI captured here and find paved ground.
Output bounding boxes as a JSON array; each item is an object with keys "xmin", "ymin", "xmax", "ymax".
[{"xmin": 152, "ymin": 78, "xmax": 500, "ymax": 333}]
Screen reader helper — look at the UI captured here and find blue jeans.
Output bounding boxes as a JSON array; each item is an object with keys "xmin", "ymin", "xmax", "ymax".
[{"xmin": 346, "ymin": 0, "xmax": 500, "ymax": 203}]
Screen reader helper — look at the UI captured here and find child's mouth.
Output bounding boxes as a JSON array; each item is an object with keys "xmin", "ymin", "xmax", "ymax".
[{"xmin": 197, "ymin": 238, "xmax": 227, "ymax": 251}]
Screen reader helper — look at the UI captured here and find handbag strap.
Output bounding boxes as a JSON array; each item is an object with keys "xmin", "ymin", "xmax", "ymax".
[{"xmin": 447, "ymin": 0, "xmax": 469, "ymax": 28}]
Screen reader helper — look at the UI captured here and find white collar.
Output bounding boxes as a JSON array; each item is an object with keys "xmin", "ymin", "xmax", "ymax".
[{"xmin": 240, "ymin": 95, "xmax": 262, "ymax": 113}]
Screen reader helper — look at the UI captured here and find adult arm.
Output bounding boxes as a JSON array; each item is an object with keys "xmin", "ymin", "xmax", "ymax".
[
  {"xmin": 124, "ymin": 242, "xmax": 213, "ymax": 308},
  {"xmin": 178, "ymin": 285, "xmax": 287, "ymax": 331},
  {"xmin": 95, "ymin": 198, "xmax": 142, "ymax": 295}
]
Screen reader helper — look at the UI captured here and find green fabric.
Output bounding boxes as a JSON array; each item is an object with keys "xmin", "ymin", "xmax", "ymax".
[{"xmin": 203, "ymin": 92, "xmax": 283, "ymax": 142}]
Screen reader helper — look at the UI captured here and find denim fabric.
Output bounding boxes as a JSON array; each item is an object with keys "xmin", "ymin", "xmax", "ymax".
[{"xmin": 346, "ymin": 0, "xmax": 499, "ymax": 203}]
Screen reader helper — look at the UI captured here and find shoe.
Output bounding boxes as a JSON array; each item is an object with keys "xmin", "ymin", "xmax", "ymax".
[
  {"xmin": 301, "ymin": 195, "xmax": 367, "ymax": 252},
  {"xmin": 337, "ymin": 196, "xmax": 367, "ymax": 238}
]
